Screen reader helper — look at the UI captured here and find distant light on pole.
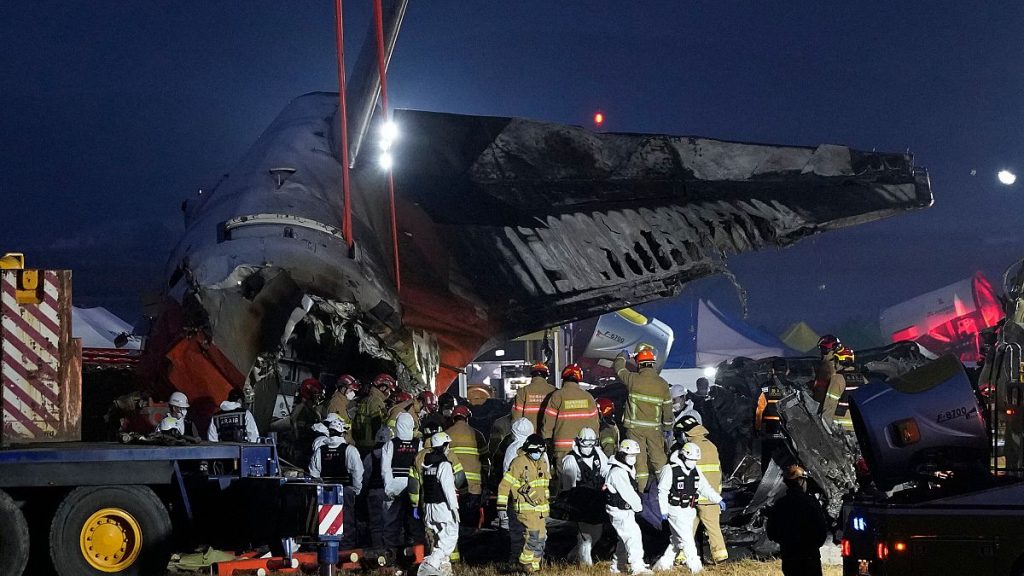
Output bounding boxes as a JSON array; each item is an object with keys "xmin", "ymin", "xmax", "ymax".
[
  {"xmin": 998, "ymin": 170, "xmax": 1017, "ymax": 185},
  {"xmin": 593, "ymin": 112, "xmax": 604, "ymax": 126},
  {"xmin": 703, "ymin": 366, "xmax": 717, "ymax": 378}
]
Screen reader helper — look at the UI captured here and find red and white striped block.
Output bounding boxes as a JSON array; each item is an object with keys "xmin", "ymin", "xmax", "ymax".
[
  {"xmin": 317, "ymin": 503, "xmax": 344, "ymax": 536},
  {"xmin": 1, "ymin": 270, "xmax": 70, "ymax": 442}
]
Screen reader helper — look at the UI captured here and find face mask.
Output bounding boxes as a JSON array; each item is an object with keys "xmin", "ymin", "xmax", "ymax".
[
  {"xmin": 625, "ymin": 455, "xmax": 637, "ymax": 466},
  {"xmin": 528, "ymin": 451, "xmax": 542, "ymax": 461},
  {"xmin": 683, "ymin": 459, "xmax": 697, "ymax": 471},
  {"xmin": 419, "ymin": 409, "xmax": 428, "ymax": 418},
  {"xmin": 578, "ymin": 443, "xmax": 594, "ymax": 456},
  {"xmin": 171, "ymin": 406, "xmax": 186, "ymax": 419},
  {"xmin": 443, "ymin": 409, "xmax": 453, "ymax": 418},
  {"xmin": 346, "ymin": 390, "xmax": 356, "ymax": 401}
]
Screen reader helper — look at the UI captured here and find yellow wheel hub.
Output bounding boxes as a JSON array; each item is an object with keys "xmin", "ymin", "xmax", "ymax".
[{"xmin": 79, "ymin": 507, "xmax": 142, "ymax": 572}]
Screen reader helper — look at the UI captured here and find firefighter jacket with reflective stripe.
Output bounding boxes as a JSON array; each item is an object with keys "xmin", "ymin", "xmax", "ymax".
[
  {"xmin": 210, "ymin": 408, "xmax": 247, "ymax": 442},
  {"xmin": 604, "ymin": 457, "xmax": 641, "ymax": 511},
  {"xmin": 389, "ymin": 438, "xmax": 418, "ymax": 478},
  {"xmin": 541, "ymin": 381, "xmax": 599, "ymax": 453},
  {"xmin": 755, "ymin": 376, "xmax": 786, "ymax": 437},
  {"xmin": 835, "ymin": 371, "xmax": 865, "ymax": 429},
  {"xmin": 421, "ymin": 451, "xmax": 450, "ymax": 504},
  {"xmin": 513, "ymin": 376, "xmax": 556, "ymax": 431},
  {"xmin": 685, "ymin": 424, "xmax": 722, "ymax": 503},
  {"xmin": 446, "ymin": 419, "xmax": 485, "ymax": 493},
  {"xmin": 497, "ymin": 453, "xmax": 550, "ymax": 516},
  {"xmin": 320, "ymin": 444, "xmax": 354, "ymax": 486},
  {"xmin": 600, "ymin": 419, "xmax": 620, "ymax": 457},
  {"xmin": 354, "ymin": 387, "xmax": 388, "ymax": 450},
  {"xmin": 614, "ymin": 358, "xmax": 672, "ymax": 431}
]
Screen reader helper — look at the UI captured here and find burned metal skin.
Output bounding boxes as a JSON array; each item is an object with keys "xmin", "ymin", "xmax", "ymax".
[{"xmin": 161, "ymin": 95, "xmax": 932, "ymax": 398}]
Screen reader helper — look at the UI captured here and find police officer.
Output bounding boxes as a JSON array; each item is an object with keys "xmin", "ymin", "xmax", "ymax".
[
  {"xmin": 309, "ymin": 419, "xmax": 364, "ymax": 549},
  {"xmin": 513, "ymin": 362, "xmax": 556, "ymax": 431},
  {"xmin": 382, "ymin": 412, "xmax": 421, "ymax": 548},
  {"xmin": 605, "ymin": 439, "xmax": 651, "ymax": 575},
  {"xmin": 497, "ymin": 433, "xmax": 550, "ymax": 573},
  {"xmin": 559, "ymin": 427, "xmax": 608, "ymax": 566},
  {"xmin": 614, "ymin": 348, "xmax": 673, "ymax": 488},
  {"xmin": 208, "ymin": 389, "xmax": 259, "ymax": 442},
  {"xmin": 542, "ymin": 364, "xmax": 599, "ymax": 468},
  {"xmin": 654, "ymin": 442, "xmax": 724, "ymax": 573},
  {"xmin": 417, "ymin": 432, "xmax": 460, "ymax": 576},
  {"xmin": 766, "ymin": 465, "xmax": 828, "ymax": 576}
]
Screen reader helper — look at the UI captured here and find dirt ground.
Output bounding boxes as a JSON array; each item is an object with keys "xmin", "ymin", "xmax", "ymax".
[{"xmin": 442, "ymin": 560, "xmax": 843, "ymax": 576}]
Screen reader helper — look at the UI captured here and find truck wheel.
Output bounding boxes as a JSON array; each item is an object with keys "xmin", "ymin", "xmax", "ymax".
[
  {"xmin": 49, "ymin": 486, "xmax": 172, "ymax": 576},
  {"xmin": 0, "ymin": 489, "xmax": 30, "ymax": 576}
]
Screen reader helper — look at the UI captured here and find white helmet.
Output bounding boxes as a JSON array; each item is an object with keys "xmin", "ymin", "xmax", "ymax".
[
  {"xmin": 431, "ymin": 431, "xmax": 452, "ymax": 448},
  {"xmin": 575, "ymin": 427, "xmax": 598, "ymax": 447},
  {"xmin": 158, "ymin": 416, "xmax": 179, "ymax": 433},
  {"xmin": 328, "ymin": 419, "xmax": 351, "ymax": 435},
  {"xmin": 169, "ymin": 392, "xmax": 189, "ymax": 409},
  {"xmin": 311, "ymin": 422, "xmax": 330, "ymax": 437},
  {"xmin": 322, "ymin": 412, "xmax": 341, "ymax": 424},
  {"xmin": 618, "ymin": 439, "xmax": 641, "ymax": 455},
  {"xmin": 681, "ymin": 442, "xmax": 701, "ymax": 461}
]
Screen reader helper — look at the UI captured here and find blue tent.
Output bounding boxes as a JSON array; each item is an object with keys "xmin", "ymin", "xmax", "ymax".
[{"xmin": 637, "ymin": 298, "xmax": 791, "ymax": 369}]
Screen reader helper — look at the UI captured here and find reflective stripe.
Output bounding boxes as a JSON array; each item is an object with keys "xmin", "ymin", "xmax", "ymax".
[
  {"xmin": 555, "ymin": 410, "xmax": 598, "ymax": 419},
  {"xmin": 502, "ymin": 472, "xmax": 521, "ymax": 488},
  {"xmin": 697, "ymin": 464, "xmax": 719, "ymax": 472},
  {"xmin": 464, "ymin": 471, "xmax": 482, "ymax": 481},
  {"xmin": 827, "ymin": 392, "xmax": 842, "ymax": 400},
  {"xmin": 452, "ymin": 447, "xmax": 480, "ymax": 455},
  {"xmin": 623, "ymin": 418, "xmax": 660, "ymax": 428},
  {"xmin": 630, "ymin": 392, "xmax": 664, "ymax": 404}
]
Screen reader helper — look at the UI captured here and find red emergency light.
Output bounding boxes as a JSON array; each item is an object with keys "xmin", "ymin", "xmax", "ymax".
[{"xmin": 594, "ymin": 112, "xmax": 604, "ymax": 126}]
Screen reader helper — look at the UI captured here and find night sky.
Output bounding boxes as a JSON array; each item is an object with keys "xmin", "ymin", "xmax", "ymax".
[{"xmin": 2, "ymin": 2, "xmax": 1022, "ymax": 339}]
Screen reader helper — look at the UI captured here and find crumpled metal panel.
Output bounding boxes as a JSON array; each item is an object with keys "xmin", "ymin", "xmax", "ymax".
[{"xmin": 165, "ymin": 94, "xmax": 932, "ymax": 390}]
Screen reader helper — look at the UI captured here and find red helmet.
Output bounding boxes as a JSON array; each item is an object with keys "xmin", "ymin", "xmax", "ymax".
[
  {"xmin": 418, "ymin": 391, "xmax": 438, "ymax": 412},
  {"xmin": 373, "ymin": 373, "xmax": 398, "ymax": 394},
  {"xmin": 635, "ymin": 348, "xmax": 656, "ymax": 364},
  {"xmin": 337, "ymin": 374, "xmax": 361, "ymax": 393},
  {"xmin": 817, "ymin": 334, "xmax": 842, "ymax": 356},
  {"xmin": 561, "ymin": 363, "xmax": 583, "ymax": 383},
  {"xmin": 451, "ymin": 405, "xmax": 472, "ymax": 420},
  {"xmin": 530, "ymin": 362, "xmax": 549, "ymax": 377},
  {"xmin": 299, "ymin": 378, "xmax": 324, "ymax": 403},
  {"xmin": 597, "ymin": 397, "xmax": 615, "ymax": 418},
  {"xmin": 391, "ymin": 391, "xmax": 413, "ymax": 405},
  {"xmin": 833, "ymin": 345, "xmax": 855, "ymax": 366}
]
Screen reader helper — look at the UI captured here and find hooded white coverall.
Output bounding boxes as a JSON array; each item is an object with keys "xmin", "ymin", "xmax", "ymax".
[
  {"xmin": 310, "ymin": 433, "xmax": 364, "ymax": 548},
  {"xmin": 381, "ymin": 413, "xmax": 422, "ymax": 547},
  {"xmin": 654, "ymin": 453, "xmax": 722, "ymax": 573},
  {"xmin": 419, "ymin": 453, "xmax": 460, "ymax": 576},
  {"xmin": 605, "ymin": 456, "xmax": 648, "ymax": 574},
  {"xmin": 560, "ymin": 444, "xmax": 609, "ymax": 565},
  {"xmin": 207, "ymin": 400, "xmax": 260, "ymax": 442}
]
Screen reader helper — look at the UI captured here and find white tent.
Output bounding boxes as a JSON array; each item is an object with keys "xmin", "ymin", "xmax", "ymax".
[{"xmin": 72, "ymin": 307, "xmax": 141, "ymax": 350}]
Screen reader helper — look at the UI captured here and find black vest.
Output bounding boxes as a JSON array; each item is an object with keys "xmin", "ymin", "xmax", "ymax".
[
  {"xmin": 571, "ymin": 452, "xmax": 603, "ymax": 490},
  {"xmin": 421, "ymin": 451, "xmax": 448, "ymax": 504},
  {"xmin": 320, "ymin": 444, "xmax": 352, "ymax": 486},
  {"xmin": 391, "ymin": 438, "xmax": 418, "ymax": 478},
  {"xmin": 368, "ymin": 449, "xmax": 385, "ymax": 490},
  {"xmin": 606, "ymin": 459, "xmax": 638, "ymax": 510},
  {"xmin": 211, "ymin": 408, "xmax": 247, "ymax": 442},
  {"xmin": 667, "ymin": 464, "xmax": 699, "ymax": 507}
]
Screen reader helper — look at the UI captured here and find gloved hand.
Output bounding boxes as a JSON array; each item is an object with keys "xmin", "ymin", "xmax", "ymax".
[
  {"xmin": 719, "ymin": 500, "xmax": 727, "ymax": 512},
  {"xmin": 619, "ymin": 348, "xmax": 631, "ymax": 359},
  {"xmin": 412, "ymin": 507, "xmax": 421, "ymax": 520},
  {"xmin": 497, "ymin": 510, "xmax": 509, "ymax": 530}
]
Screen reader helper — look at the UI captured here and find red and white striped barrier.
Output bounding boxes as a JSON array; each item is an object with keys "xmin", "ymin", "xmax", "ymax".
[{"xmin": 318, "ymin": 503, "xmax": 344, "ymax": 536}]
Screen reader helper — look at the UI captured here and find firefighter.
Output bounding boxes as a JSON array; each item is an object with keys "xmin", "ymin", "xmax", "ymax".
[
  {"xmin": 497, "ymin": 433, "xmax": 551, "ymax": 573},
  {"xmin": 354, "ymin": 373, "xmax": 395, "ymax": 451},
  {"xmin": 155, "ymin": 391, "xmax": 198, "ymax": 437},
  {"xmin": 605, "ymin": 439, "xmax": 650, "ymax": 575},
  {"xmin": 597, "ymin": 397, "xmax": 621, "ymax": 457},
  {"xmin": 542, "ymin": 363, "xmax": 599, "ymax": 468},
  {"xmin": 654, "ymin": 442, "xmax": 724, "ymax": 573},
  {"xmin": 363, "ymin": 425, "xmax": 393, "ymax": 548},
  {"xmin": 832, "ymin": 347, "xmax": 862, "ymax": 433},
  {"xmin": 208, "ymin": 389, "xmax": 259, "ymax": 442},
  {"xmin": 766, "ymin": 465, "xmax": 828, "ymax": 576},
  {"xmin": 513, "ymin": 362, "xmax": 556, "ymax": 431},
  {"xmin": 559, "ymin": 427, "xmax": 608, "ymax": 566},
  {"xmin": 409, "ymin": 423, "xmax": 469, "ymax": 566},
  {"xmin": 677, "ymin": 415, "xmax": 728, "ymax": 564},
  {"xmin": 387, "ymin": 391, "xmax": 420, "ymax": 433},
  {"xmin": 813, "ymin": 335, "xmax": 847, "ymax": 427},
  {"xmin": 309, "ymin": 419, "xmax": 364, "ymax": 549},
  {"xmin": 382, "ymin": 412, "xmax": 421, "ymax": 548},
  {"xmin": 325, "ymin": 374, "xmax": 360, "ymax": 420},
  {"xmin": 417, "ymin": 432, "xmax": 461, "ymax": 576},
  {"xmin": 446, "ymin": 405, "xmax": 487, "ymax": 526},
  {"xmin": 419, "ymin": 390, "xmax": 439, "ymax": 420},
  {"xmin": 614, "ymin": 348, "xmax": 673, "ymax": 488},
  {"xmin": 756, "ymin": 358, "xmax": 789, "ymax": 472}
]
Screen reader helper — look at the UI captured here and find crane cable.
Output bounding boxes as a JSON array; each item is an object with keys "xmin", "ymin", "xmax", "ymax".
[
  {"xmin": 374, "ymin": 0, "xmax": 401, "ymax": 291},
  {"xmin": 333, "ymin": 0, "xmax": 354, "ymax": 250}
]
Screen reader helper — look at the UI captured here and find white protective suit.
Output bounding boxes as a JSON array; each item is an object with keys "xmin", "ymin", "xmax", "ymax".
[
  {"xmin": 381, "ymin": 413, "xmax": 421, "ymax": 547},
  {"xmin": 503, "ymin": 417, "xmax": 536, "ymax": 471},
  {"xmin": 653, "ymin": 452, "xmax": 722, "ymax": 573},
  {"xmin": 560, "ymin": 443, "xmax": 609, "ymax": 565},
  {"xmin": 207, "ymin": 400, "xmax": 260, "ymax": 442},
  {"xmin": 309, "ymin": 434, "xmax": 364, "ymax": 548},
  {"xmin": 605, "ymin": 456, "xmax": 649, "ymax": 574},
  {"xmin": 420, "ymin": 452, "xmax": 460, "ymax": 576}
]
